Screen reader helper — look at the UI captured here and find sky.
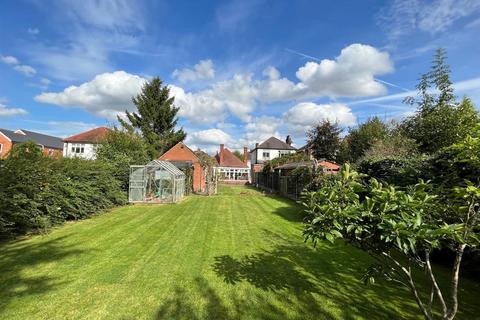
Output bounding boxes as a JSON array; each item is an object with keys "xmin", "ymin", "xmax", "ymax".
[{"xmin": 1, "ymin": 0, "xmax": 480, "ymax": 153}]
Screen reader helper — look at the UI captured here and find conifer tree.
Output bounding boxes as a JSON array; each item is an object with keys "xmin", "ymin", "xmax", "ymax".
[{"xmin": 119, "ymin": 77, "xmax": 186, "ymax": 158}]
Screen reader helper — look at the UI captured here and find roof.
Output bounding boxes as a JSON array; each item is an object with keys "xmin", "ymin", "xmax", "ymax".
[
  {"xmin": 274, "ymin": 160, "xmax": 340, "ymax": 171},
  {"xmin": 318, "ymin": 161, "xmax": 340, "ymax": 170},
  {"xmin": 0, "ymin": 128, "xmax": 63, "ymax": 149},
  {"xmin": 63, "ymin": 127, "xmax": 110, "ymax": 143},
  {"xmin": 275, "ymin": 161, "xmax": 312, "ymax": 170},
  {"xmin": 252, "ymin": 137, "xmax": 296, "ymax": 151},
  {"xmin": 159, "ymin": 141, "xmax": 201, "ymax": 163},
  {"xmin": 216, "ymin": 147, "xmax": 248, "ymax": 168}
]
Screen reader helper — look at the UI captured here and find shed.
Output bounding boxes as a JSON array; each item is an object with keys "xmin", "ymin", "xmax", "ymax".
[{"xmin": 129, "ymin": 160, "xmax": 186, "ymax": 203}]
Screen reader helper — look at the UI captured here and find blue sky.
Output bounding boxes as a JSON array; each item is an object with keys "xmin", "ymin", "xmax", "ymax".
[{"xmin": 1, "ymin": 0, "xmax": 480, "ymax": 153}]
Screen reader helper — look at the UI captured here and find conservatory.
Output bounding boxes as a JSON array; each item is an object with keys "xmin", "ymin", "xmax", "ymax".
[{"xmin": 129, "ymin": 160, "xmax": 186, "ymax": 203}]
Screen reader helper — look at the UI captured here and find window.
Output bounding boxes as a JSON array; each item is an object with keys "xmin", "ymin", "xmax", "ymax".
[
  {"xmin": 279, "ymin": 150, "xmax": 290, "ymax": 156},
  {"xmin": 0, "ymin": 143, "xmax": 3, "ymax": 153},
  {"xmin": 262, "ymin": 152, "xmax": 270, "ymax": 159},
  {"xmin": 71, "ymin": 144, "xmax": 85, "ymax": 155}
]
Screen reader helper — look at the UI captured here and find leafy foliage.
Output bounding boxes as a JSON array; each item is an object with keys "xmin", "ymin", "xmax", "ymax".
[
  {"xmin": 232, "ymin": 150, "xmax": 244, "ymax": 162},
  {"xmin": 402, "ymin": 49, "xmax": 479, "ymax": 153},
  {"xmin": 0, "ymin": 142, "xmax": 126, "ymax": 238},
  {"xmin": 341, "ymin": 117, "xmax": 389, "ymax": 163},
  {"xmin": 118, "ymin": 77, "xmax": 186, "ymax": 158},
  {"xmin": 96, "ymin": 128, "xmax": 150, "ymax": 191},
  {"xmin": 303, "ymin": 164, "xmax": 480, "ymax": 319},
  {"xmin": 306, "ymin": 120, "xmax": 342, "ymax": 161}
]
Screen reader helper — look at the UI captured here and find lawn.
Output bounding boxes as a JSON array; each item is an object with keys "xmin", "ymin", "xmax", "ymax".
[{"xmin": 0, "ymin": 186, "xmax": 479, "ymax": 319}]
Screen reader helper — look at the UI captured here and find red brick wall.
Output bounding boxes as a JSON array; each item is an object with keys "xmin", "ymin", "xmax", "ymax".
[
  {"xmin": 159, "ymin": 142, "xmax": 206, "ymax": 192},
  {"xmin": 0, "ymin": 134, "xmax": 12, "ymax": 158}
]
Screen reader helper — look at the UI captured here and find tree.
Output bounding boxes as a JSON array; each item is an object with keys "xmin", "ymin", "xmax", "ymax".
[
  {"xmin": 303, "ymin": 163, "xmax": 480, "ymax": 320},
  {"xmin": 119, "ymin": 77, "xmax": 186, "ymax": 158},
  {"xmin": 343, "ymin": 117, "xmax": 389, "ymax": 163},
  {"xmin": 306, "ymin": 120, "xmax": 342, "ymax": 161},
  {"xmin": 232, "ymin": 150, "xmax": 244, "ymax": 162},
  {"xmin": 360, "ymin": 125, "xmax": 417, "ymax": 162},
  {"xmin": 402, "ymin": 49, "xmax": 479, "ymax": 153},
  {"xmin": 96, "ymin": 127, "xmax": 150, "ymax": 191}
]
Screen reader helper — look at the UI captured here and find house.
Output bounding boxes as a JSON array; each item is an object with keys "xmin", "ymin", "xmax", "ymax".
[
  {"xmin": 214, "ymin": 144, "xmax": 250, "ymax": 184},
  {"xmin": 250, "ymin": 136, "xmax": 297, "ymax": 174},
  {"xmin": 63, "ymin": 127, "xmax": 110, "ymax": 159},
  {"xmin": 159, "ymin": 141, "xmax": 207, "ymax": 193},
  {"xmin": 0, "ymin": 128, "xmax": 63, "ymax": 158}
]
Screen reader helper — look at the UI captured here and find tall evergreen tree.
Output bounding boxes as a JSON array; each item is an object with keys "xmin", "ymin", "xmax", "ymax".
[
  {"xmin": 119, "ymin": 77, "xmax": 186, "ymax": 158},
  {"xmin": 402, "ymin": 48, "xmax": 479, "ymax": 153},
  {"xmin": 306, "ymin": 120, "xmax": 342, "ymax": 161}
]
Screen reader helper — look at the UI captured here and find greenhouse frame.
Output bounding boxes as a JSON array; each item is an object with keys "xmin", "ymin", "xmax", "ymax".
[{"xmin": 129, "ymin": 160, "xmax": 186, "ymax": 203}]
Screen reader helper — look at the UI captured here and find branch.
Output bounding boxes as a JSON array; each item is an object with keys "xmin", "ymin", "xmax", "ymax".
[
  {"xmin": 381, "ymin": 252, "xmax": 432, "ymax": 320},
  {"xmin": 447, "ymin": 244, "xmax": 466, "ymax": 320},
  {"xmin": 425, "ymin": 250, "xmax": 448, "ymax": 316}
]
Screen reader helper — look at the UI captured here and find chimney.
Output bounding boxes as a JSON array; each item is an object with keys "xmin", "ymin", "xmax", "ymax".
[
  {"xmin": 255, "ymin": 143, "xmax": 259, "ymax": 148},
  {"xmin": 219, "ymin": 144, "xmax": 224, "ymax": 164},
  {"xmin": 286, "ymin": 135, "xmax": 292, "ymax": 146},
  {"xmin": 243, "ymin": 146, "xmax": 248, "ymax": 164}
]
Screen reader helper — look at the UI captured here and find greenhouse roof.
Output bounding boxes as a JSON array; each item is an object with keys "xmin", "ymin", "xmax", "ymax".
[{"xmin": 146, "ymin": 160, "xmax": 185, "ymax": 177}]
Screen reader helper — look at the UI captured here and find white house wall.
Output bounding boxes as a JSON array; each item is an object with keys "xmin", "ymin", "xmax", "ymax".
[
  {"xmin": 63, "ymin": 142, "xmax": 97, "ymax": 159},
  {"xmin": 254, "ymin": 148, "xmax": 295, "ymax": 163}
]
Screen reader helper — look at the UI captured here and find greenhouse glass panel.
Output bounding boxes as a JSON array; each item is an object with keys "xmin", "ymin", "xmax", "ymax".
[{"xmin": 128, "ymin": 160, "xmax": 186, "ymax": 203}]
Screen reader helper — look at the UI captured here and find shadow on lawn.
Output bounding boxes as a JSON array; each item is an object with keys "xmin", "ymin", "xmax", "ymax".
[
  {"xmin": 0, "ymin": 235, "xmax": 85, "ymax": 312},
  {"xmin": 210, "ymin": 233, "xmax": 422, "ymax": 319}
]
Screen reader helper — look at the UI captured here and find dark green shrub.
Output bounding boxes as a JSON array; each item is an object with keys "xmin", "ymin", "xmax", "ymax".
[
  {"xmin": 357, "ymin": 157, "xmax": 426, "ymax": 187},
  {"xmin": 0, "ymin": 142, "xmax": 126, "ymax": 239}
]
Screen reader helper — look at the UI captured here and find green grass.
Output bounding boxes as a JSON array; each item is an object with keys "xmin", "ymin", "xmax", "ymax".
[{"xmin": 1, "ymin": 186, "xmax": 479, "ymax": 319}]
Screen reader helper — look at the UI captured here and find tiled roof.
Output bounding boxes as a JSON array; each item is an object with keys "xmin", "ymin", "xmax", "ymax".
[
  {"xmin": 318, "ymin": 161, "xmax": 340, "ymax": 170},
  {"xmin": 254, "ymin": 137, "xmax": 296, "ymax": 151},
  {"xmin": 63, "ymin": 127, "xmax": 110, "ymax": 143},
  {"xmin": 216, "ymin": 147, "xmax": 248, "ymax": 168},
  {"xmin": 0, "ymin": 128, "xmax": 63, "ymax": 149}
]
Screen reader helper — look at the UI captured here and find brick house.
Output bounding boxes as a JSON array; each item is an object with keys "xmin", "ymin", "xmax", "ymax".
[
  {"xmin": 0, "ymin": 128, "xmax": 63, "ymax": 158},
  {"xmin": 63, "ymin": 127, "xmax": 110, "ymax": 159},
  {"xmin": 159, "ymin": 142, "xmax": 207, "ymax": 192},
  {"xmin": 214, "ymin": 144, "xmax": 250, "ymax": 184}
]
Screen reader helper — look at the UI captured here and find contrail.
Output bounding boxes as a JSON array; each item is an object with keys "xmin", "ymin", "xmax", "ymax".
[
  {"xmin": 285, "ymin": 48, "xmax": 410, "ymax": 92},
  {"xmin": 374, "ymin": 78, "xmax": 410, "ymax": 92},
  {"xmin": 285, "ymin": 48, "xmax": 321, "ymax": 61}
]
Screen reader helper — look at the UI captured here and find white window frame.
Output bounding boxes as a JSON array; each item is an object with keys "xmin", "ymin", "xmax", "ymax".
[
  {"xmin": 262, "ymin": 151, "xmax": 270, "ymax": 159},
  {"xmin": 0, "ymin": 143, "xmax": 3, "ymax": 153}
]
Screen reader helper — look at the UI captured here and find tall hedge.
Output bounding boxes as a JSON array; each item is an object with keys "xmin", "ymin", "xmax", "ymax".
[{"xmin": 0, "ymin": 142, "xmax": 126, "ymax": 239}]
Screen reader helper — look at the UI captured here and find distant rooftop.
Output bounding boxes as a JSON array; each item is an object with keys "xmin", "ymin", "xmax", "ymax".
[
  {"xmin": 63, "ymin": 127, "xmax": 110, "ymax": 143},
  {"xmin": 253, "ymin": 136, "xmax": 296, "ymax": 151},
  {"xmin": 0, "ymin": 128, "xmax": 63, "ymax": 149}
]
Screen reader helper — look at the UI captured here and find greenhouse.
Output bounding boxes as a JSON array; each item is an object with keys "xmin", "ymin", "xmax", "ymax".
[{"xmin": 129, "ymin": 160, "xmax": 186, "ymax": 203}]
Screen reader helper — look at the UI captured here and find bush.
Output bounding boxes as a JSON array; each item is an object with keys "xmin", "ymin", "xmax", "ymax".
[
  {"xmin": 357, "ymin": 157, "xmax": 426, "ymax": 187},
  {"xmin": 0, "ymin": 142, "xmax": 126, "ymax": 239}
]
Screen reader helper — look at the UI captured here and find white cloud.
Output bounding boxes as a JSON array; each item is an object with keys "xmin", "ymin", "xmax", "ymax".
[
  {"xmin": 283, "ymin": 102, "xmax": 357, "ymax": 136},
  {"xmin": 242, "ymin": 116, "xmax": 282, "ymax": 145},
  {"xmin": 28, "ymin": 28, "xmax": 39, "ymax": 35},
  {"xmin": 186, "ymin": 128, "xmax": 235, "ymax": 154},
  {"xmin": 172, "ymin": 59, "xmax": 215, "ymax": 83},
  {"xmin": 1, "ymin": 55, "xmax": 37, "ymax": 76},
  {"xmin": 0, "ymin": 104, "xmax": 28, "ymax": 117},
  {"xmin": 35, "ymin": 44, "xmax": 393, "ymax": 125},
  {"xmin": 35, "ymin": 71, "xmax": 147, "ymax": 119},
  {"xmin": 1, "ymin": 55, "xmax": 19, "ymax": 65},
  {"xmin": 295, "ymin": 44, "xmax": 393, "ymax": 98},
  {"xmin": 378, "ymin": 0, "xmax": 480, "ymax": 40},
  {"xmin": 216, "ymin": 0, "xmax": 261, "ymax": 33},
  {"xmin": 13, "ymin": 65, "xmax": 37, "ymax": 76}
]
